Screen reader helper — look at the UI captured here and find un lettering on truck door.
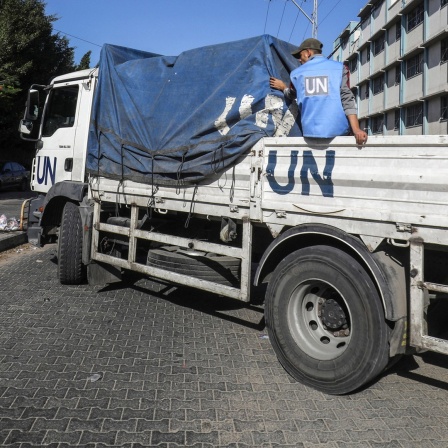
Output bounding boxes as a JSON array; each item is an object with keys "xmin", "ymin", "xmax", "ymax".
[{"xmin": 36, "ymin": 156, "xmax": 57, "ymax": 187}]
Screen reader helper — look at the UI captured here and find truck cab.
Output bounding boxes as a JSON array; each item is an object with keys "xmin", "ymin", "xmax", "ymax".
[{"xmin": 20, "ymin": 69, "xmax": 97, "ymax": 244}]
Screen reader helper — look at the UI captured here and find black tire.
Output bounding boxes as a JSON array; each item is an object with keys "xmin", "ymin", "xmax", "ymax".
[
  {"xmin": 147, "ymin": 246, "xmax": 240, "ymax": 286},
  {"xmin": 58, "ymin": 202, "xmax": 85, "ymax": 285},
  {"xmin": 265, "ymin": 245, "xmax": 389, "ymax": 395}
]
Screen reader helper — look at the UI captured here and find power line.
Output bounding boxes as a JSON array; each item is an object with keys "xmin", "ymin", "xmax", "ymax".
[
  {"xmin": 288, "ymin": 0, "xmax": 306, "ymax": 42},
  {"xmin": 318, "ymin": 0, "xmax": 342, "ymax": 27},
  {"xmin": 277, "ymin": 0, "xmax": 288, "ymax": 38},
  {"xmin": 301, "ymin": 22, "xmax": 311, "ymax": 41},
  {"xmin": 290, "ymin": 0, "xmax": 318, "ymax": 38},
  {"xmin": 264, "ymin": 0, "xmax": 272, "ymax": 34},
  {"xmin": 264, "ymin": 0, "xmax": 315, "ymax": 43},
  {"xmin": 288, "ymin": 10, "xmax": 301, "ymax": 41},
  {"xmin": 53, "ymin": 28, "xmax": 102, "ymax": 48}
]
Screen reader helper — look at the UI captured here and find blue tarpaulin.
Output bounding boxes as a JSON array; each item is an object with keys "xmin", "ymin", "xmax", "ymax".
[{"xmin": 86, "ymin": 35, "xmax": 301, "ymax": 185}]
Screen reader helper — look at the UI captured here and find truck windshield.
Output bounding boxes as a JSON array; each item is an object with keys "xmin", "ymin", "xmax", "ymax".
[{"xmin": 42, "ymin": 85, "xmax": 79, "ymax": 137}]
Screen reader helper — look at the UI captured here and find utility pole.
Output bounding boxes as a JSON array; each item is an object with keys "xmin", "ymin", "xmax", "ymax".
[{"xmin": 289, "ymin": 0, "xmax": 318, "ymax": 39}]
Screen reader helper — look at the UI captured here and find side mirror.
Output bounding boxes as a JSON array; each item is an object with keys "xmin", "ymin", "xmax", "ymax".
[
  {"xmin": 20, "ymin": 84, "xmax": 47, "ymax": 142},
  {"xmin": 19, "ymin": 119, "xmax": 33, "ymax": 135},
  {"xmin": 26, "ymin": 89, "xmax": 40, "ymax": 121}
]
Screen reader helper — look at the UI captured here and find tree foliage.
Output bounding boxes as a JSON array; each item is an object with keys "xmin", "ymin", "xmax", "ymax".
[
  {"xmin": 76, "ymin": 50, "xmax": 92, "ymax": 71},
  {"xmin": 0, "ymin": 0, "xmax": 78, "ymax": 164}
]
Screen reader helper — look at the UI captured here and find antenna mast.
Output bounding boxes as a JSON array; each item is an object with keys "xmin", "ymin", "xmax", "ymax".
[{"xmin": 289, "ymin": 0, "xmax": 318, "ymax": 38}]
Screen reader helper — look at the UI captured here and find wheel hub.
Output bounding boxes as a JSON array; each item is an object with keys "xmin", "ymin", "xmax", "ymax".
[{"xmin": 320, "ymin": 297, "xmax": 347, "ymax": 330}]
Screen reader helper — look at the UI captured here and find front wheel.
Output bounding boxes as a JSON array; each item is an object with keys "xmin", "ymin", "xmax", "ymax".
[
  {"xmin": 58, "ymin": 202, "xmax": 85, "ymax": 285},
  {"xmin": 265, "ymin": 245, "xmax": 390, "ymax": 395}
]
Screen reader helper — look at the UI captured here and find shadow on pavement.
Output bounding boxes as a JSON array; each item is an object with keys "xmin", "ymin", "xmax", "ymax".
[
  {"xmin": 385, "ymin": 352, "xmax": 448, "ymax": 391},
  {"xmin": 98, "ymin": 274, "xmax": 267, "ymax": 332}
]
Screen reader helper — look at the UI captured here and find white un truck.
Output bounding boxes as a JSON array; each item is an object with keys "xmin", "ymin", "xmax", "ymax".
[{"xmin": 19, "ymin": 35, "xmax": 448, "ymax": 394}]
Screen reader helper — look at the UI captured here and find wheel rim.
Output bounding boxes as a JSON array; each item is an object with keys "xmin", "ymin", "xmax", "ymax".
[{"xmin": 287, "ymin": 280, "xmax": 352, "ymax": 361}]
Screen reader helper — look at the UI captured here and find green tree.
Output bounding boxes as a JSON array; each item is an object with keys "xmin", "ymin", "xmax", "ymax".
[
  {"xmin": 0, "ymin": 0, "xmax": 76, "ymax": 164},
  {"xmin": 76, "ymin": 50, "xmax": 92, "ymax": 71}
]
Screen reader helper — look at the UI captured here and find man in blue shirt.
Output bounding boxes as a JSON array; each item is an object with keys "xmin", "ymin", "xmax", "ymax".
[{"xmin": 270, "ymin": 38, "xmax": 367, "ymax": 145}]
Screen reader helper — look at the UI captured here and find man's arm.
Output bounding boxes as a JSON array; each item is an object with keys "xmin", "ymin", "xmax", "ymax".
[
  {"xmin": 340, "ymin": 66, "xmax": 368, "ymax": 145},
  {"xmin": 270, "ymin": 77, "xmax": 297, "ymax": 100},
  {"xmin": 347, "ymin": 115, "xmax": 368, "ymax": 145}
]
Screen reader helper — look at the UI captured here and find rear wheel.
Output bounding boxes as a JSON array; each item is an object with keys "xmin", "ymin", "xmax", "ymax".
[
  {"xmin": 265, "ymin": 245, "xmax": 389, "ymax": 395},
  {"xmin": 58, "ymin": 202, "xmax": 85, "ymax": 285}
]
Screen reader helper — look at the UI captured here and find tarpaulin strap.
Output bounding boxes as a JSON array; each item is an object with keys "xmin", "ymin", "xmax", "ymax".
[
  {"xmin": 211, "ymin": 144, "xmax": 225, "ymax": 174},
  {"xmin": 120, "ymin": 144, "xmax": 125, "ymax": 184},
  {"xmin": 97, "ymin": 130, "xmax": 103, "ymax": 178},
  {"xmin": 230, "ymin": 166, "xmax": 236, "ymax": 203},
  {"xmin": 176, "ymin": 151, "xmax": 188, "ymax": 195},
  {"xmin": 115, "ymin": 179, "xmax": 124, "ymax": 217},
  {"xmin": 115, "ymin": 144, "xmax": 127, "ymax": 216},
  {"xmin": 184, "ymin": 185, "xmax": 198, "ymax": 229},
  {"xmin": 146, "ymin": 155, "xmax": 158, "ymax": 221}
]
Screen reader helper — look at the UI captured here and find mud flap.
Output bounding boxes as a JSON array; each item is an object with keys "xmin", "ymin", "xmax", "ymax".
[{"xmin": 87, "ymin": 261, "xmax": 122, "ymax": 286}]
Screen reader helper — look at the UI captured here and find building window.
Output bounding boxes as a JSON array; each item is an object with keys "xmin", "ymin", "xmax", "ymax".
[
  {"xmin": 396, "ymin": 22, "xmax": 401, "ymax": 41},
  {"xmin": 371, "ymin": 115, "xmax": 384, "ymax": 134},
  {"xmin": 395, "ymin": 66, "xmax": 401, "ymax": 84},
  {"xmin": 348, "ymin": 55, "xmax": 358, "ymax": 73},
  {"xmin": 365, "ymin": 82, "xmax": 370, "ymax": 99},
  {"xmin": 406, "ymin": 53, "xmax": 423, "ymax": 79},
  {"xmin": 372, "ymin": 75, "xmax": 384, "ymax": 94},
  {"xmin": 373, "ymin": 0, "xmax": 385, "ymax": 10},
  {"xmin": 366, "ymin": 44, "xmax": 371, "ymax": 62},
  {"xmin": 407, "ymin": 4, "xmax": 424, "ymax": 32},
  {"xmin": 405, "ymin": 103, "xmax": 423, "ymax": 127},
  {"xmin": 442, "ymin": 38, "xmax": 448, "ymax": 63},
  {"xmin": 441, "ymin": 96, "xmax": 448, "ymax": 121},
  {"xmin": 394, "ymin": 109, "xmax": 400, "ymax": 130},
  {"xmin": 373, "ymin": 34, "xmax": 385, "ymax": 55}
]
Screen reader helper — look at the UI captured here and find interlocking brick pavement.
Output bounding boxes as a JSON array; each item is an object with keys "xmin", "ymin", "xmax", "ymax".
[{"xmin": 1, "ymin": 245, "xmax": 448, "ymax": 447}]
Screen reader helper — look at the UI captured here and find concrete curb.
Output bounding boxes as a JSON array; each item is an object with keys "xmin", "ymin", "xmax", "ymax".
[{"xmin": 0, "ymin": 232, "xmax": 28, "ymax": 253}]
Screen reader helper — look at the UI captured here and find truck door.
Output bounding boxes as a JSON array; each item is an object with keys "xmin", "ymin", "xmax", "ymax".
[{"xmin": 32, "ymin": 84, "xmax": 80, "ymax": 193}]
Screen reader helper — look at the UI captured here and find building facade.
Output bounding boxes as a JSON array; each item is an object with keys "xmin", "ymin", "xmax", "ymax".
[{"xmin": 332, "ymin": 0, "xmax": 448, "ymax": 135}]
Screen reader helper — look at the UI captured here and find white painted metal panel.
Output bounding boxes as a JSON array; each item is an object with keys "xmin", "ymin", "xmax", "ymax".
[
  {"xmin": 89, "ymin": 150, "xmax": 254, "ymax": 220},
  {"xmin": 90, "ymin": 135, "xmax": 448, "ymax": 244},
  {"xmin": 260, "ymin": 135, "xmax": 448, "ymax": 243}
]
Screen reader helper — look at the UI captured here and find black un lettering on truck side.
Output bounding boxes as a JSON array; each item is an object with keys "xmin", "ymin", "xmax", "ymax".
[{"xmin": 266, "ymin": 150, "xmax": 335, "ymax": 197}]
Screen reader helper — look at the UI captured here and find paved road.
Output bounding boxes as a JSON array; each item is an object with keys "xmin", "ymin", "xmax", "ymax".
[{"xmin": 1, "ymin": 245, "xmax": 448, "ymax": 447}]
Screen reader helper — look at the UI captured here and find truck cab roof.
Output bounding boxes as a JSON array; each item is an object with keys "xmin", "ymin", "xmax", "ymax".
[{"xmin": 52, "ymin": 68, "xmax": 98, "ymax": 85}]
